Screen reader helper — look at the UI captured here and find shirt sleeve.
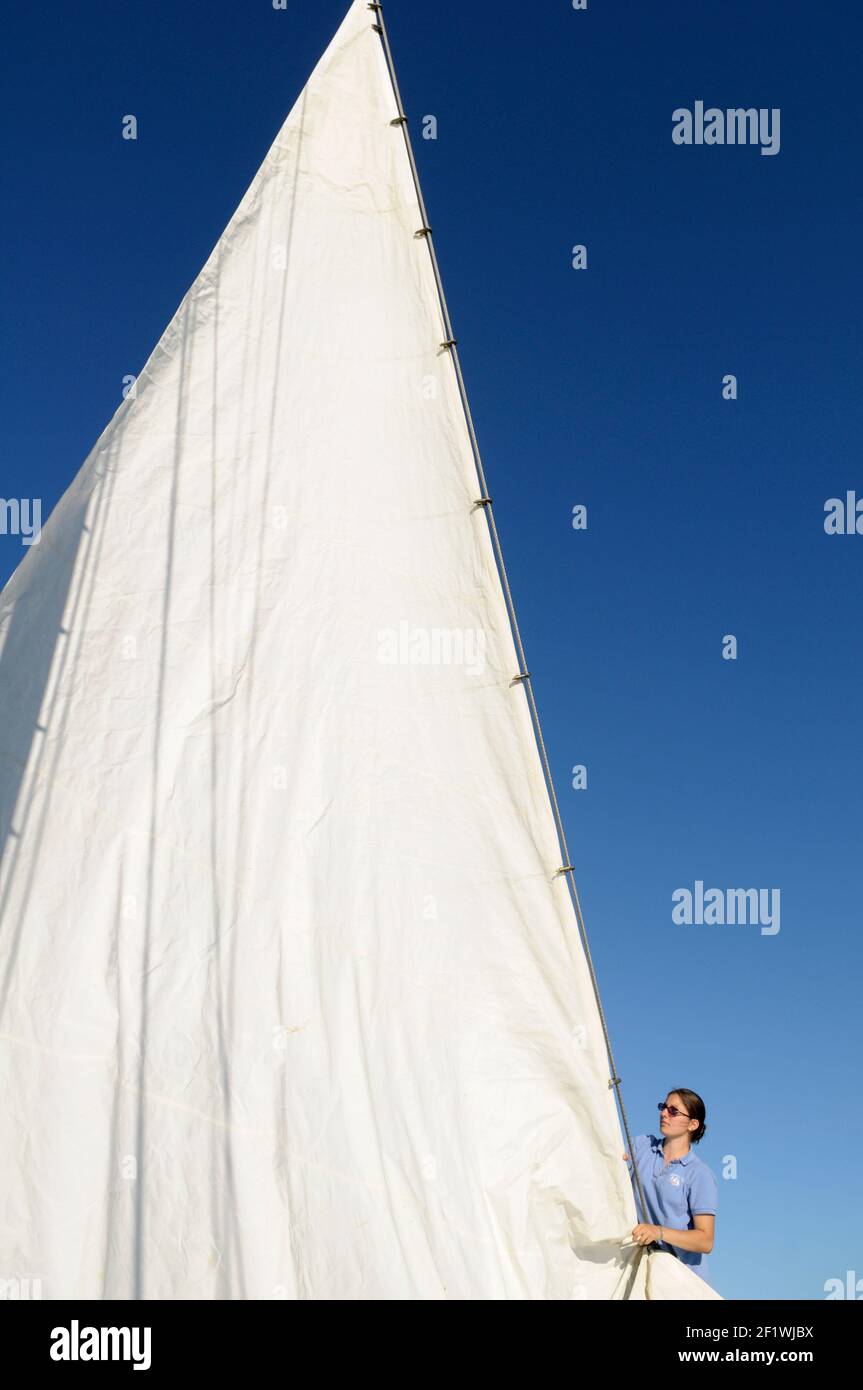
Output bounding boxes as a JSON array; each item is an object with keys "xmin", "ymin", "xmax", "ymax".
[{"xmin": 689, "ymin": 1164, "xmax": 718, "ymax": 1216}]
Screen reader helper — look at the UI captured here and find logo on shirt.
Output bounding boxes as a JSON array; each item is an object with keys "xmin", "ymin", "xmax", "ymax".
[{"xmin": 669, "ymin": 1174, "xmax": 681, "ymax": 1186}]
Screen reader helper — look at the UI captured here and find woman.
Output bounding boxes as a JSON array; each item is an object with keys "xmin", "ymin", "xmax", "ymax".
[{"xmin": 623, "ymin": 1088, "xmax": 718, "ymax": 1286}]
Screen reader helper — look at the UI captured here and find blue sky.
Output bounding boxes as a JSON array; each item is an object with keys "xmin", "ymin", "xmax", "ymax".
[{"xmin": 3, "ymin": 0, "xmax": 861, "ymax": 1300}]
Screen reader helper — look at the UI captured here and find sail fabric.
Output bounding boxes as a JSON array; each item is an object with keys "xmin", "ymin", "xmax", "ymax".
[
  {"xmin": 645, "ymin": 1251, "xmax": 723, "ymax": 1301},
  {"xmin": 0, "ymin": 0, "xmax": 719, "ymax": 1300}
]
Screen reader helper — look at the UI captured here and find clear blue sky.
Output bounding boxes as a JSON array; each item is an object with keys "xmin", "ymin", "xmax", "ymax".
[{"xmin": 3, "ymin": 0, "xmax": 861, "ymax": 1301}]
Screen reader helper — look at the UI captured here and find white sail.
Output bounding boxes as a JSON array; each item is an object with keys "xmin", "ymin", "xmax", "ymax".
[{"xmin": 0, "ymin": 0, "xmax": 720, "ymax": 1299}]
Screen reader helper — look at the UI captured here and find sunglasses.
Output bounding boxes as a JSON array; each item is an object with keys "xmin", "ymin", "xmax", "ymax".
[{"xmin": 658, "ymin": 1102, "xmax": 690, "ymax": 1119}]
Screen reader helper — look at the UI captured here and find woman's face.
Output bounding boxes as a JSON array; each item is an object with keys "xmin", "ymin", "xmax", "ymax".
[{"xmin": 661, "ymin": 1093, "xmax": 695, "ymax": 1139}]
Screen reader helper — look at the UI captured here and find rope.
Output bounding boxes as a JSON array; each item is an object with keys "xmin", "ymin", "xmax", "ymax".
[{"xmin": 371, "ymin": 4, "xmax": 653, "ymax": 1241}]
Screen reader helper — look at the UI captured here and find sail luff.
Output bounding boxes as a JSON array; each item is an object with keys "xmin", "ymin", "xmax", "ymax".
[{"xmin": 371, "ymin": 5, "xmax": 653, "ymax": 1232}]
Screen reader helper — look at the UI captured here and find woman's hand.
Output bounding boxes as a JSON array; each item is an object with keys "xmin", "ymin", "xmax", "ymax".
[
  {"xmin": 622, "ymin": 1152, "xmax": 630, "ymax": 1161},
  {"xmin": 632, "ymin": 1223, "xmax": 663, "ymax": 1246}
]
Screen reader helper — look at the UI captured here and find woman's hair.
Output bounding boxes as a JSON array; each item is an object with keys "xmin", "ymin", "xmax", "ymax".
[{"xmin": 669, "ymin": 1088, "xmax": 707, "ymax": 1143}]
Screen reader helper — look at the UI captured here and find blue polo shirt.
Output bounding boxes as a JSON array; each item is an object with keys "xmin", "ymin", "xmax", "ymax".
[{"xmin": 626, "ymin": 1133, "xmax": 718, "ymax": 1286}]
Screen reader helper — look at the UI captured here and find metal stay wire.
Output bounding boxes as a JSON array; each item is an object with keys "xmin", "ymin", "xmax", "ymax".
[{"xmin": 369, "ymin": 2, "xmax": 652, "ymax": 1235}]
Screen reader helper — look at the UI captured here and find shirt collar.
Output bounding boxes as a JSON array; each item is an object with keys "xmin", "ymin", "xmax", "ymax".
[{"xmin": 651, "ymin": 1134, "xmax": 695, "ymax": 1165}]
